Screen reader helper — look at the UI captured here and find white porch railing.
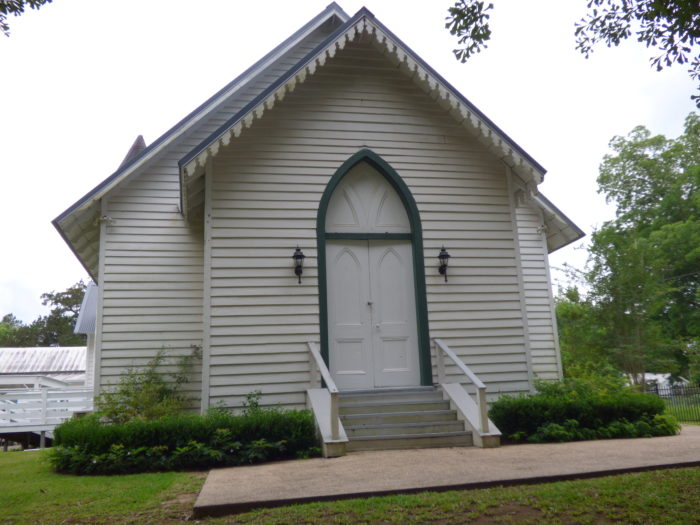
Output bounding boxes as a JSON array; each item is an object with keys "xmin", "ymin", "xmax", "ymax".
[
  {"xmin": 0, "ymin": 387, "xmax": 93, "ymax": 433},
  {"xmin": 307, "ymin": 342, "xmax": 339, "ymax": 440},
  {"xmin": 433, "ymin": 338, "xmax": 493, "ymax": 439}
]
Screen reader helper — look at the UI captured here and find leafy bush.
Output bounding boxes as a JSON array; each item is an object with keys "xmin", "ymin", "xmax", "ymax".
[
  {"xmin": 95, "ymin": 348, "xmax": 199, "ymax": 424},
  {"xmin": 490, "ymin": 379, "xmax": 680, "ymax": 443},
  {"xmin": 49, "ymin": 406, "xmax": 319, "ymax": 475}
]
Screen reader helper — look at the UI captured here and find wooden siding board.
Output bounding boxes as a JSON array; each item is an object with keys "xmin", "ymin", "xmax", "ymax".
[
  {"xmin": 95, "ymin": 30, "xmax": 554, "ymax": 409},
  {"xmin": 208, "ymin": 42, "xmax": 532, "ymax": 403},
  {"xmin": 95, "ymin": 25, "xmax": 339, "ymax": 405},
  {"xmin": 515, "ymin": 202, "xmax": 562, "ymax": 381}
]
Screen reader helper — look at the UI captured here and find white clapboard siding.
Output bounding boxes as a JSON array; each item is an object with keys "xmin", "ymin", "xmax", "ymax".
[
  {"xmin": 96, "ymin": 23, "xmax": 337, "ymax": 405},
  {"xmin": 515, "ymin": 203, "xmax": 562, "ymax": 380},
  {"xmin": 205, "ymin": 40, "xmax": 531, "ymax": 408}
]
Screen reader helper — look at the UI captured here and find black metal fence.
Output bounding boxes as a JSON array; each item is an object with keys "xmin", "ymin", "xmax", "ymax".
[{"xmin": 646, "ymin": 384, "xmax": 700, "ymax": 423}]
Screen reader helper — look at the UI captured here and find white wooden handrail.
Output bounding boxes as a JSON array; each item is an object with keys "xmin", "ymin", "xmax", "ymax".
[
  {"xmin": 433, "ymin": 338, "xmax": 489, "ymax": 434},
  {"xmin": 307, "ymin": 342, "xmax": 339, "ymax": 440},
  {"xmin": 0, "ymin": 387, "xmax": 94, "ymax": 433}
]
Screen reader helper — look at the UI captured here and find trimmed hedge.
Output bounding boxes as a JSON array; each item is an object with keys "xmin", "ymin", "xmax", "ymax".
[
  {"xmin": 489, "ymin": 381, "xmax": 680, "ymax": 443},
  {"xmin": 49, "ymin": 408, "xmax": 319, "ymax": 475}
]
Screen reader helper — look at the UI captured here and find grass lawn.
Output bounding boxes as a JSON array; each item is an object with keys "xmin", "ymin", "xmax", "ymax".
[
  {"xmin": 2, "ymin": 450, "xmax": 699, "ymax": 524},
  {"xmin": 0, "ymin": 450, "xmax": 204, "ymax": 524}
]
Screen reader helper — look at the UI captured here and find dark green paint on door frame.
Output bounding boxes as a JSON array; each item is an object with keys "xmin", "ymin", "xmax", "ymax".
[{"xmin": 316, "ymin": 149, "xmax": 432, "ymax": 387}]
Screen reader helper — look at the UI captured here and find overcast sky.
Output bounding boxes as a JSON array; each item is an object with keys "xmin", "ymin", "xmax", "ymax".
[{"xmin": 1, "ymin": 0, "xmax": 696, "ymax": 323}]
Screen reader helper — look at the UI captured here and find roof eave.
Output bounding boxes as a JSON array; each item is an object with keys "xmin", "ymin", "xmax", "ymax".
[
  {"xmin": 179, "ymin": 7, "xmax": 547, "ymax": 189},
  {"xmin": 51, "ymin": 211, "xmax": 99, "ymax": 282},
  {"xmin": 53, "ymin": 2, "xmax": 350, "ymax": 230},
  {"xmin": 534, "ymin": 193, "xmax": 586, "ymax": 253}
]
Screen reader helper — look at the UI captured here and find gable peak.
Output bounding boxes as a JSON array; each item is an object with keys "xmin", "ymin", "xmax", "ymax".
[
  {"xmin": 354, "ymin": 6, "xmax": 375, "ymax": 18},
  {"xmin": 118, "ymin": 135, "xmax": 146, "ymax": 169}
]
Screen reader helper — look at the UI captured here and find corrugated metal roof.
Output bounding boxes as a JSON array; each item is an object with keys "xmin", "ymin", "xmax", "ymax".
[
  {"xmin": 74, "ymin": 282, "xmax": 98, "ymax": 334},
  {"xmin": 0, "ymin": 347, "xmax": 86, "ymax": 375}
]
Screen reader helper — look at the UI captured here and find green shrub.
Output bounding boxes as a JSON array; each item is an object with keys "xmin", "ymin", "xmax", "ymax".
[
  {"xmin": 490, "ymin": 379, "xmax": 679, "ymax": 443},
  {"xmin": 50, "ymin": 407, "xmax": 319, "ymax": 475},
  {"xmin": 95, "ymin": 348, "xmax": 200, "ymax": 424}
]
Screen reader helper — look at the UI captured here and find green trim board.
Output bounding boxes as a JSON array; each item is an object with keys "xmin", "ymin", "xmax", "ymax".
[
  {"xmin": 316, "ymin": 148, "xmax": 432, "ymax": 387},
  {"xmin": 325, "ymin": 233, "xmax": 412, "ymax": 240}
]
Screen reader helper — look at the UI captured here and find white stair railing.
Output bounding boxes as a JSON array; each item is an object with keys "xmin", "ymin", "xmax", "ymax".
[
  {"xmin": 307, "ymin": 342, "xmax": 339, "ymax": 440},
  {"xmin": 433, "ymin": 338, "xmax": 490, "ymax": 434}
]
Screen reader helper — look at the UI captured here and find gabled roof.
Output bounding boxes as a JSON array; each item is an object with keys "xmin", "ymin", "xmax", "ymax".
[
  {"xmin": 176, "ymin": 5, "xmax": 583, "ymax": 252},
  {"xmin": 54, "ymin": 3, "xmax": 583, "ymax": 271},
  {"xmin": 179, "ymin": 6, "xmax": 547, "ymax": 189},
  {"xmin": 52, "ymin": 2, "xmax": 350, "ymax": 280}
]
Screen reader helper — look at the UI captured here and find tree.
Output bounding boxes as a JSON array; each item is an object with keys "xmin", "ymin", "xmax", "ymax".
[
  {"xmin": 445, "ymin": 1, "xmax": 494, "ymax": 63},
  {"xmin": 555, "ymin": 286, "xmax": 625, "ymax": 389},
  {"xmin": 446, "ymin": 1, "xmax": 700, "ymax": 107},
  {"xmin": 35, "ymin": 280, "xmax": 88, "ymax": 346},
  {"xmin": 587, "ymin": 231, "xmax": 676, "ymax": 383},
  {"xmin": 0, "ymin": 313, "xmax": 40, "ymax": 347},
  {"xmin": 585, "ymin": 113, "xmax": 700, "ymax": 382},
  {"xmin": 0, "ymin": 280, "xmax": 87, "ymax": 347},
  {"xmin": 1, "ymin": 0, "xmax": 53, "ymax": 37}
]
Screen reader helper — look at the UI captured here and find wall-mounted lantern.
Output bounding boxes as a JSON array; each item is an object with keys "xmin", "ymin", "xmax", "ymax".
[
  {"xmin": 438, "ymin": 246, "xmax": 450, "ymax": 282},
  {"xmin": 292, "ymin": 246, "xmax": 306, "ymax": 284}
]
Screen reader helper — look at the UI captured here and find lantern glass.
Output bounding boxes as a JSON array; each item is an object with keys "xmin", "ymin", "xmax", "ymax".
[
  {"xmin": 293, "ymin": 247, "xmax": 305, "ymax": 266},
  {"xmin": 438, "ymin": 247, "xmax": 450, "ymax": 266}
]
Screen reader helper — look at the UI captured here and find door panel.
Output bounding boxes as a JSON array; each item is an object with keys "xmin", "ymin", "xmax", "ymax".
[
  {"xmin": 326, "ymin": 241, "xmax": 373, "ymax": 390},
  {"xmin": 327, "ymin": 239, "xmax": 419, "ymax": 390},
  {"xmin": 369, "ymin": 241, "xmax": 420, "ymax": 387}
]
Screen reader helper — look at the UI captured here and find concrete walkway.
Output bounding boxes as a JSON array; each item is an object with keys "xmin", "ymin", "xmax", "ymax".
[{"xmin": 193, "ymin": 425, "xmax": 700, "ymax": 517}]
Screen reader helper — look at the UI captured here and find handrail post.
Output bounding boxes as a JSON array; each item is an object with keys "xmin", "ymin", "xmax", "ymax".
[
  {"xmin": 309, "ymin": 353, "xmax": 314, "ymax": 388},
  {"xmin": 435, "ymin": 339, "xmax": 445, "ymax": 384},
  {"xmin": 330, "ymin": 391, "xmax": 339, "ymax": 440},
  {"xmin": 477, "ymin": 386, "xmax": 488, "ymax": 433},
  {"xmin": 309, "ymin": 353, "xmax": 317, "ymax": 388}
]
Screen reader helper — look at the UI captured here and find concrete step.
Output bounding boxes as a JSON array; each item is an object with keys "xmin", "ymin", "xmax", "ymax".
[
  {"xmin": 339, "ymin": 399, "xmax": 451, "ymax": 415},
  {"xmin": 337, "ymin": 387, "xmax": 473, "ymax": 452},
  {"xmin": 345, "ymin": 420, "xmax": 466, "ymax": 437},
  {"xmin": 340, "ymin": 409, "xmax": 459, "ymax": 426},
  {"xmin": 339, "ymin": 387, "xmax": 441, "ymax": 404},
  {"xmin": 346, "ymin": 431, "xmax": 473, "ymax": 452}
]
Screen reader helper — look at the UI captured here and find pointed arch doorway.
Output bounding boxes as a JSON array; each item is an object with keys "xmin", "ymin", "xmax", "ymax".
[{"xmin": 317, "ymin": 150, "xmax": 431, "ymax": 390}]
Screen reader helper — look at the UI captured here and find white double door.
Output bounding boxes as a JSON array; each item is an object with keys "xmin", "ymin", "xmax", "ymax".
[{"xmin": 327, "ymin": 239, "xmax": 420, "ymax": 390}]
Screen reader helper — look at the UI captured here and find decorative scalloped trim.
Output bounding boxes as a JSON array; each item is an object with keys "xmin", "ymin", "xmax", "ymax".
[{"xmin": 182, "ymin": 15, "xmax": 544, "ymax": 187}]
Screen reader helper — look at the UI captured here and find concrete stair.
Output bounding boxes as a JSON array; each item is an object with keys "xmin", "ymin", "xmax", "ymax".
[{"xmin": 339, "ymin": 387, "xmax": 473, "ymax": 452}]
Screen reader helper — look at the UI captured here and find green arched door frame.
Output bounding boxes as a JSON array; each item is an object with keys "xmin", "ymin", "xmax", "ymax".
[{"xmin": 316, "ymin": 149, "xmax": 432, "ymax": 386}]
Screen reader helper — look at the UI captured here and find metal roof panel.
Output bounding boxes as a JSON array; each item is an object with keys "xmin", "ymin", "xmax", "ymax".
[{"xmin": 0, "ymin": 347, "xmax": 86, "ymax": 375}]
